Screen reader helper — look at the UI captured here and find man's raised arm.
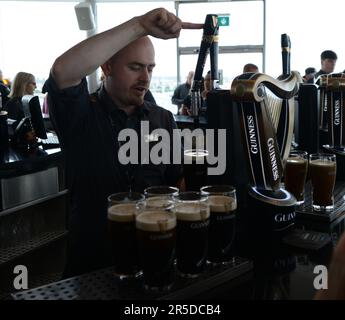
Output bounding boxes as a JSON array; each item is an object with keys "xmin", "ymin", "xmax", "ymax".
[{"xmin": 51, "ymin": 8, "xmax": 202, "ymax": 90}]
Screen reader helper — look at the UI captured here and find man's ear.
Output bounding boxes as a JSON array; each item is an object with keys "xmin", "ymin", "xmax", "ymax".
[{"xmin": 101, "ymin": 61, "xmax": 112, "ymax": 76}]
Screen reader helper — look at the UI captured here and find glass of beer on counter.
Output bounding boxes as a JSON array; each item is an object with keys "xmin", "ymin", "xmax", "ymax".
[
  {"xmin": 284, "ymin": 151, "xmax": 308, "ymax": 205},
  {"xmin": 309, "ymin": 153, "xmax": 337, "ymax": 211},
  {"xmin": 183, "ymin": 149, "xmax": 209, "ymax": 191},
  {"xmin": 107, "ymin": 192, "xmax": 145, "ymax": 280},
  {"xmin": 200, "ymin": 185, "xmax": 237, "ymax": 265},
  {"xmin": 136, "ymin": 208, "xmax": 176, "ymax": 292},
  {"xmin": 173, "ymin": 196, "xmax": 210, "ymax": 278},
  {"xmin": 144, "ymin": 186, "xmax": 179, "ymax": 199}
]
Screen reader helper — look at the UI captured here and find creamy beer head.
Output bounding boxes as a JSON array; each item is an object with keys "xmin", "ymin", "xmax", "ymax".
[
  {"xmin": 174, "ymin": 202, "xmax": 210, "ymax": 221},
  {"xmin": 145, "ymin": 196, "xmax": 173, "ymax": 210},
  {"xmin": 208, "ymin": 195, "xmax": 237, "ymax": 213},
  {"xmin": 310, "ymin": 159, "xmax": 337, "ymax": 168},
  {"xmin": 108, "ymin": 203, "xmax": 136, "ymax": 222},
  {"xmin": 184, "ymin": 149, "xmax": 209, "ymax": 163},
  {"xmin": 136, "ymin": 211, "xmax": 176, "ymax": 232},
  {"xmin": 286, "ymin": 157, "xmax": 307, "ymax": 166}
]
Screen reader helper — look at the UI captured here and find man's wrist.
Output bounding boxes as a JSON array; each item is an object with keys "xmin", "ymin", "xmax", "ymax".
[{"xmin": 130, "ymin": 16, "xmax": 148, "ymax": 38}]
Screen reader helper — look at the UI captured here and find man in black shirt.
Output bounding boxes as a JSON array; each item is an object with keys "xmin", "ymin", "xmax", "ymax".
[{"xmin": 45, "ymin": 8, "xmax": 201, "ymax": 277}]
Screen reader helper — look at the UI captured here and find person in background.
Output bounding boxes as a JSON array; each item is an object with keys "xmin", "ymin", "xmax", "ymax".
[
  {"xmin": 172, "ymin": 70, "xmax": 194, "ymax": 114},
  {"xmin": 179, "ymin": 70, "xmax": 211, "ymax": 116},
  {"xmin": 45, "ymin": 8, "xmax": 201, "ymax": 277},
  {"xmin": 302, "ymin": 67, "xmax": 316, "ymax": 83},
  {"xmin": 3, "ymin": 72, "xmax": 36, "ymax": 121},
  {"xmin": 0, "ymin": 69, "xmax": 10, "ymax": 107},
  {"xmin": 243, "ymin": 63, "xmax": 259, "ymax": 73},
  {"xmin": 201, "ymin": 70, "xmax": 211, "ymax": 101},
  {"xmin": 314, "ymin": 50, "xmax": 337, "ymax": 80}
]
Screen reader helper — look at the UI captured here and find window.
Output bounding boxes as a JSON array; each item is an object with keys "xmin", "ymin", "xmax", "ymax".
[
  {"xmin": 0, "ymin": 1, "xmax": 84, "ymax": 92},
  {"xmin": 176, "ymin": 0, "xmax": 264, "ymax": 85}
]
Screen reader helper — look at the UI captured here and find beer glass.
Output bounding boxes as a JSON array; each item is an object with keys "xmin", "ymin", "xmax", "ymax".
[
  {"xmin": 183, "ymin": 149, "xmax": 209, "ymax": 191},
  {"xmin": 200, "ymin": 185, "xmax": 237, "ymax": 265},
  {"xmin": 309, "ymin": 153, "xmax": 337, "ymax": 211},
  {"xmin": 144, "ymin": 196, "xmax": 174, "ymax": 211},
  {"xmin": 173, "ymin": 200, "xmax": 210, "ymax": 278},
  {"xmin": 107, "ymin": 192, "xmax": 144, "ymax": 279},
  {"xmin": 144, "ymin": 186, "xmax": 179, "ymax": 199},
  {"xmin": 136, "ymin": 208, "xmax": 176, "ymax": 292},
  {"xmin": 284, "ymin": 151, "xmax": 308, "ymax": 205}
]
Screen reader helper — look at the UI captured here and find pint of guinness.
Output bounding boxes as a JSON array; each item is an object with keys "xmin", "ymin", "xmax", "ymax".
[
  {"xmin": 183, "ymin": 149, "xmax": 209, "ymax": 191},
  {"xmin": 107, "ymin": 192, "xmax": 144, "ymax": 279},
  {"xmin": 136, "ymin": 210, "xmax": 176, "ymax": 292},
  {"xmin": 173, "ymin": 202, "xmax": 210, "ymax": 278},
  {"xmin": 108, "ymin": 203, "xmax": 141, "ymax": 279},
  {"xmin": 200, "ymin": 185, "xmax": 237, "ymax": 264},
  {"xmin": 284, "ymin": 151, "xmax": 308, "ymax": 204},
  {"xmin": 309, "ymin": 153, "xmax": 337, "ymax": 211}
]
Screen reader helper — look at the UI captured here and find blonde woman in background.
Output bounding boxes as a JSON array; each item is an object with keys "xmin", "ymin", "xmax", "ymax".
[{"xmin": 4, "ymin": 71, "xmax": 36, "ymax": 121}]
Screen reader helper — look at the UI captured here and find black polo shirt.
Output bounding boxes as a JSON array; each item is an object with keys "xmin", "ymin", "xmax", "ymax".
[{"xmin": 45, "ymin": 76, "xmax": 182, "ymax": 277}]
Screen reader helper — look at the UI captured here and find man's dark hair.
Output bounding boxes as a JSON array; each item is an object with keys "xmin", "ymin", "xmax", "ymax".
[
  {"xmin": 305, "ymin": 67, "xmax": 316, "ymax": 75},
  {"xmin": 243, "ymin": 63, "xmax": 259, "ymax": 73},
  {"xmin": 321, "ymin": 50, "xmax": 337, "ymax": 60}
]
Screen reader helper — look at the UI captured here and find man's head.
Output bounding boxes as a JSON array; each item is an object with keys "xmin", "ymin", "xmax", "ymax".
[
  {"xmin": 320, "ymin": 50, "xmax": 337, "ymax": 74},
  {"xmin": 101, "ymin": 36, "xmax": 155, "ymax": 110},
  {"xmin": 203, "ymin": 71, "xmax": 211, "ymax": 92},
  {"xmin": 303, "ymin": 67, "xmax": 316, "ymax": 82},
  {"xmin": 186, "ymin": 71, "xmax": 194, "ymax": 85},
  {"xmin": 243, "ymin": 63, "xmax": 259, "ymax": 73}
]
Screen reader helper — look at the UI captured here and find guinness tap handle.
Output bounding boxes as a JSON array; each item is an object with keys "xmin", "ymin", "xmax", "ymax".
[
  {"xmin": 210, "ymin": 17, "xmax": 219, "ymax": 90},
  {"xmin": 281, "ymin": 34, "xmax": 291, "ymax": 77},
  {"xmin": 191, "ymin": 14, "xmax": 218, "ymax": 116}
]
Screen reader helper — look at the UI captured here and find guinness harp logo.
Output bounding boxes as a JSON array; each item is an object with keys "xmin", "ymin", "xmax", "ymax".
[{"xmin": 231, "ymin": 71, "xmax": 301, "ymax": 191}]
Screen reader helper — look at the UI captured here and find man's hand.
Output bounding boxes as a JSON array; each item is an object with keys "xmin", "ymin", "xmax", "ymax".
[{"xmin": 138, "ymin": 8, "xmax": 203, "ymax": 39}]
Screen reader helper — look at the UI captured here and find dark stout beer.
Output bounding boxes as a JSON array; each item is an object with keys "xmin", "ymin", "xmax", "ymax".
[
  {"xmin": 183, "ymin": 149, "xmax": 209, "ymax": 191},
  {"xmin": 284, "ymin": 154, "xmax": 308, "ymax": 204},
  {"xmin": 207, "ymin": 195, "xmax": 237, "ymax": 263},
  {"xmin": 136, "ymin": 210, "xmax": 176, "ymax": 291},
  {"xmin": 309, "ymin": 158, "xmax": 337, "ymax": 210},
  {"xmin": 174, "ymin": 202, "xmax": 210, "ymax": 277},
  {"xmin": 107, "ymin": 203, "xmax": 140, "ymax": 278}
]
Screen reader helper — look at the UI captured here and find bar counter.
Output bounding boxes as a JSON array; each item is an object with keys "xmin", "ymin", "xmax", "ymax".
[
  {"xmin": 0, "ymin": 145, "xmax": 68, "ymax": 299},
  {"xmin": 10, "ymin": 180, "xmax": 345, "ymax": 300}
]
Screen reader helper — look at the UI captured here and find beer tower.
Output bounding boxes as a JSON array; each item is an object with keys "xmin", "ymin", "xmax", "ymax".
[
  {"xmin": 231, "ymin": 70, "xmax": 301, "ymax": 233},
  {"xmin": 321, "ymin": 73, "xmax": 345, "ymax": 179}
]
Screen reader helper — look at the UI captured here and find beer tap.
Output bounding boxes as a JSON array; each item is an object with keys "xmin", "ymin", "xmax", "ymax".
[
  {"xmin": 276, "ymin": 34, "xmax": 295, "ymax": 162},
  {"xmin": 190, "ymin": 14, "xmax": 219, "ymax": 121}
]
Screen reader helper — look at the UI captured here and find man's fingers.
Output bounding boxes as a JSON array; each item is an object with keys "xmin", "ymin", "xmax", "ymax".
[{"xmin": 181, "ymin": 22, "xmax": 204, "ymax": 29}]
